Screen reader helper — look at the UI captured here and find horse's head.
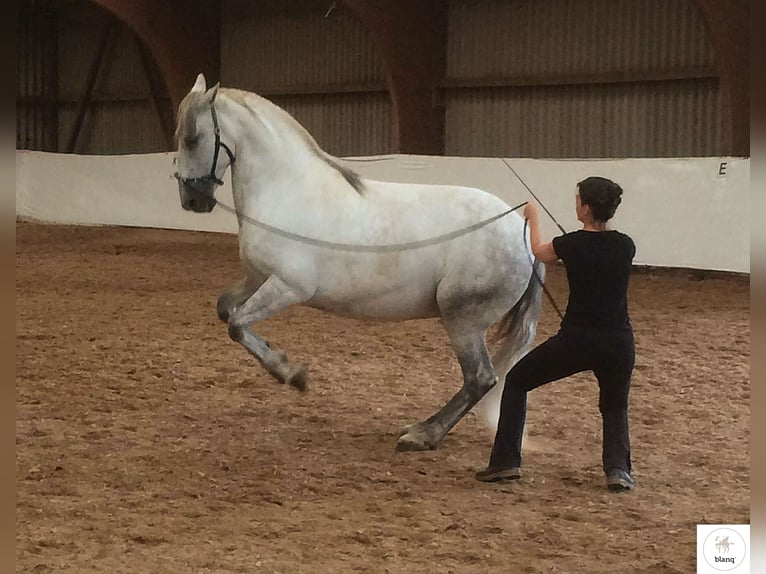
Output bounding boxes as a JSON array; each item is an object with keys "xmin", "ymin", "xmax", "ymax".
[{"xmin": 173, "ymin": 74, "xmax": 236, "ymax": 213}]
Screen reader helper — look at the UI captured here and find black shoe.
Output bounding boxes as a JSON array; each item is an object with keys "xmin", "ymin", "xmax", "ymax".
[
  {"xmin": 605, "ymin": 468, "xmax": 634, "ymax": 491},
  {"xmin": 475, "ymin": 466, "xmax": 522, "ymax": 483}
]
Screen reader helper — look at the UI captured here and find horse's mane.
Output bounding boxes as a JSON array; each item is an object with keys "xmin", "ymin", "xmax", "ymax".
[
  {"xmin": 174, "ymin": 91, "xmax": 205, "ymax": 148},
  {"xmin": 221, "ymin": 88, "xmax": 364, "ymax": 195}
]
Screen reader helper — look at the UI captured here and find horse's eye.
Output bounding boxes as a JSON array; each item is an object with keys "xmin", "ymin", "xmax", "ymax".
[{"xmin": 184, "ymin": 134, "xmax": 200, "ymax": 149}]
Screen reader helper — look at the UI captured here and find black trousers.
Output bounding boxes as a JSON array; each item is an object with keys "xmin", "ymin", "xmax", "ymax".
[{"xmin": 489, "ymin": 325, "xmax": 635, "ymax": 473}]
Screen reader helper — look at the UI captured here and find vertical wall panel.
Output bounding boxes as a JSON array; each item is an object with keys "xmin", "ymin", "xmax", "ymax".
[
  {"xmin": 445, "ymin": 80, "xmax": 720, "ymax": 158},
  {"xmin": 58, "ymin": 102, "xmax": 169, "ymax": 155},
  {"xmin": 272, "ymin": 93, "xmax": 392, "ymax": 157},
  {"xmin": 222, "ymin": 0, "xmax": 385, "ymax": 88},
  {"xmin": 16, "ymin": 0, "xmax": 172, "ymax": 154},
  {"xmin": 56, "ymin": 2, "xmax": 109, "ymax": 102},
  {"xmin": 56, "ymin": 2, "xmax": 171, "ymax": 154},
  {"xmin": 17, "ymin": 1, "xmax": 57, "ymax": 151},
  {"xmin": 447, "ymin": 0, "xmax": 715, "ymax": 78},
  {"xmin": 221, "ymin": 0, "xmax": 392, "ymax": 156},
  {"xmin": 445, "ymin": 0, "xmax": 720, "ymax": 158}
]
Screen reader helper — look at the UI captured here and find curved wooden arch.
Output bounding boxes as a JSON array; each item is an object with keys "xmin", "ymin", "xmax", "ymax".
[
  {"xmin": 341, "ymin": 0, "xmax": 447, "ymax": 154},
  {"xmin": 695, "ymin": 0, "xmax": 749, "ymax": 156},
  {"xmin": 86, "ymin": 0, "xmax": 220, "ymax": 114}
]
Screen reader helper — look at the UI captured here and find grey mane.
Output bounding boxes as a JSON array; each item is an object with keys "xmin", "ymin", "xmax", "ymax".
[
  {"xmin": 221, "ymin": 89, "xmax": 364, "ymax": 195},
  {"xmin": 322, "ymin": 156, "xmax": 364, "ymax": 194}
]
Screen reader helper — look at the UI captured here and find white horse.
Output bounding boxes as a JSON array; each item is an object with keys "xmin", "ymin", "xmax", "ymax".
[{"xmin": 173, "ymin": 74, "xmax": 543, "ymax": 451}]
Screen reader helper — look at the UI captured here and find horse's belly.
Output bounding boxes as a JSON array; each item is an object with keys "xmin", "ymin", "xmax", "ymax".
[
  {"xmin": 307, "ymin": 288, "xmax": 439, "ymax": 321},
  {"xmin": 307, "ymin": 257, "xmax": 442, "ymax": 320}
]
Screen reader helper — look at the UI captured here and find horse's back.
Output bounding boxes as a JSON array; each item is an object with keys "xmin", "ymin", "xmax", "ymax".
[
  {"xmin": 306, "ymin": 180, "xmax": 530, "ymax": 320},
  {"xmin": 363, "ymin": 179, "xmax": 529, "ymax": 263}
]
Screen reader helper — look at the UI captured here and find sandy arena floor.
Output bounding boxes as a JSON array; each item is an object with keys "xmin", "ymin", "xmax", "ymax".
[{"xmin": 16, "ymin": 222, "xmax": 750, "ymax": 573}]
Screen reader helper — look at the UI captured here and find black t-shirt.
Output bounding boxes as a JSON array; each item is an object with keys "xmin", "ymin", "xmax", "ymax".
[{"xmin": 552, "ymin": 230, "xmax": 635, "ymax": 330}]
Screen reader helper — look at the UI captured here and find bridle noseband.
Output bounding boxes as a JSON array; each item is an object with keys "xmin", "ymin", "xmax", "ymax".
[{"xmin": 174, "ymin": 103, "xmax": 236, "ymax": 188}]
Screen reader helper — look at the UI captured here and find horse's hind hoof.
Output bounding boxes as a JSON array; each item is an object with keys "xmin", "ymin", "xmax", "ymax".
[
  {"xmin": 398, "ymin": 421, "xmax": 423, "ymax": 437},
  {"xmin": 286, "ymin": 364, "xmax": 308, "ymax": 392},
  {"xmin": 396, "ymin": 431, "xmax": 439, "ymax": 452}
]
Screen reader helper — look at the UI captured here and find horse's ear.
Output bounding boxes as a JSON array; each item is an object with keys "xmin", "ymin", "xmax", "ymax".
[
  {"xmin": 206, "ymin": 82, "xmax": 220, "ymax": 103},
  {"xmin": 191, "ymin": 73, "xmax": 207, "ymax": 94}
]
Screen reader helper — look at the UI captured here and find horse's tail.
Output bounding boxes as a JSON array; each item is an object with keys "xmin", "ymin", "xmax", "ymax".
[{"xmin": 478, "ymin": 258, "xmax": 545, "ymax": 431}]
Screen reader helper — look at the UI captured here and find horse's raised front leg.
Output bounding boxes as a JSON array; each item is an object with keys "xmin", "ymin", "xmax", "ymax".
[
  {"xmin": 397, "ymin": 320, "xmax": 496, "ymax": 451},
  {"xmin": 227, "ymin": 275, "xmax": 310, "ymax": 390},
  {"xmin": 216, "ymin": 276, "xmax": 263, "ymax": 323}
]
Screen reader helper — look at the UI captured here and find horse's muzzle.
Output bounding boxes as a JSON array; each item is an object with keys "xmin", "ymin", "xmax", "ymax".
[{"xmin": 178, "ymin": 180, "xmax": 217, "ymax": 213}]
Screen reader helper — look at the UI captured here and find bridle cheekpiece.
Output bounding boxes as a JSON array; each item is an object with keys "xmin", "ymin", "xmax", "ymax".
[{"xmin": 174, "ymin": 103, "xmax": 236, "ymax": 189}]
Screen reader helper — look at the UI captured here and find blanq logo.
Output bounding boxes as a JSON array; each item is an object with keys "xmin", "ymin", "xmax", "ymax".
[{"xmin": 697, "ymin": 525, "xmax": 749, "ymax": 573}]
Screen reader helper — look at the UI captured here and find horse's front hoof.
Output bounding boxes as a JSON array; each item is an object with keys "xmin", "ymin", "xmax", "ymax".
[
  {"xmin": 286, "ymin": 364, "xmax": 308, "ymax": 391},
  {"xmin": 269, "ymin": 360, "xmax": 308, "ymax": 390},
  {"xmin": 396, "ymin": 430, "xmax": 439, "ymax": 452}
]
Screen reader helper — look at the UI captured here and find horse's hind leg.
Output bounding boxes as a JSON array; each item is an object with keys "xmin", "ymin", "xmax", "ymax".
[
  {"xmin": 227, "ymin": 275, "xmax": 309, "ymax": 390},
  {"xmin": 397, "ymin": 316, "xmax": 496, "ymax": 451}
]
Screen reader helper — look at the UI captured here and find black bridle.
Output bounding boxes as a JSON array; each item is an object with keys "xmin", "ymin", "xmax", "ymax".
[{"xmin": 174, "ymin": 103, "xmax": 236, "ymax": 188}]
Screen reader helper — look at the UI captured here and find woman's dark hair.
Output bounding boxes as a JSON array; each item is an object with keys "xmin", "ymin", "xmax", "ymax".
[{"xmin": 577, "ymin": 176, "xmax": 623, "ymax": 222}]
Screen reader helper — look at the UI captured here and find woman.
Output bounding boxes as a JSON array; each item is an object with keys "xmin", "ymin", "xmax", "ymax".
[{"xmin": 476, "ymin": 176, "xmax": 636, "ymax": 491}]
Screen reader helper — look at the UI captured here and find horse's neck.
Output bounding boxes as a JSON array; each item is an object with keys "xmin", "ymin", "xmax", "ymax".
[{"xmin": 224, "ymin": 95, "xmax": 333, "ymax": 207}]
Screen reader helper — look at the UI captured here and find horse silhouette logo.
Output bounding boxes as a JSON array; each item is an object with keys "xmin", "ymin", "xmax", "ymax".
[
  {"xmin": 714, "ymin": 535, "xmax": 733, "ymax": 554},
  {"xmin": 700, "ymin": 526, "xmax": 748, "ymax": 572}
]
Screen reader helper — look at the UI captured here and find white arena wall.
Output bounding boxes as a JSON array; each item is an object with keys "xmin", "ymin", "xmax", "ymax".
[{"xmin": 15, "ymin": 151, "xmax": 749, "ymax": 273}]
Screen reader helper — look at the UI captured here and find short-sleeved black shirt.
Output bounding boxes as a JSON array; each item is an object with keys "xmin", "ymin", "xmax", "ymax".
[{"xmin": 552, "ymin": 230, "xmax": 635, "ymax": 330}]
